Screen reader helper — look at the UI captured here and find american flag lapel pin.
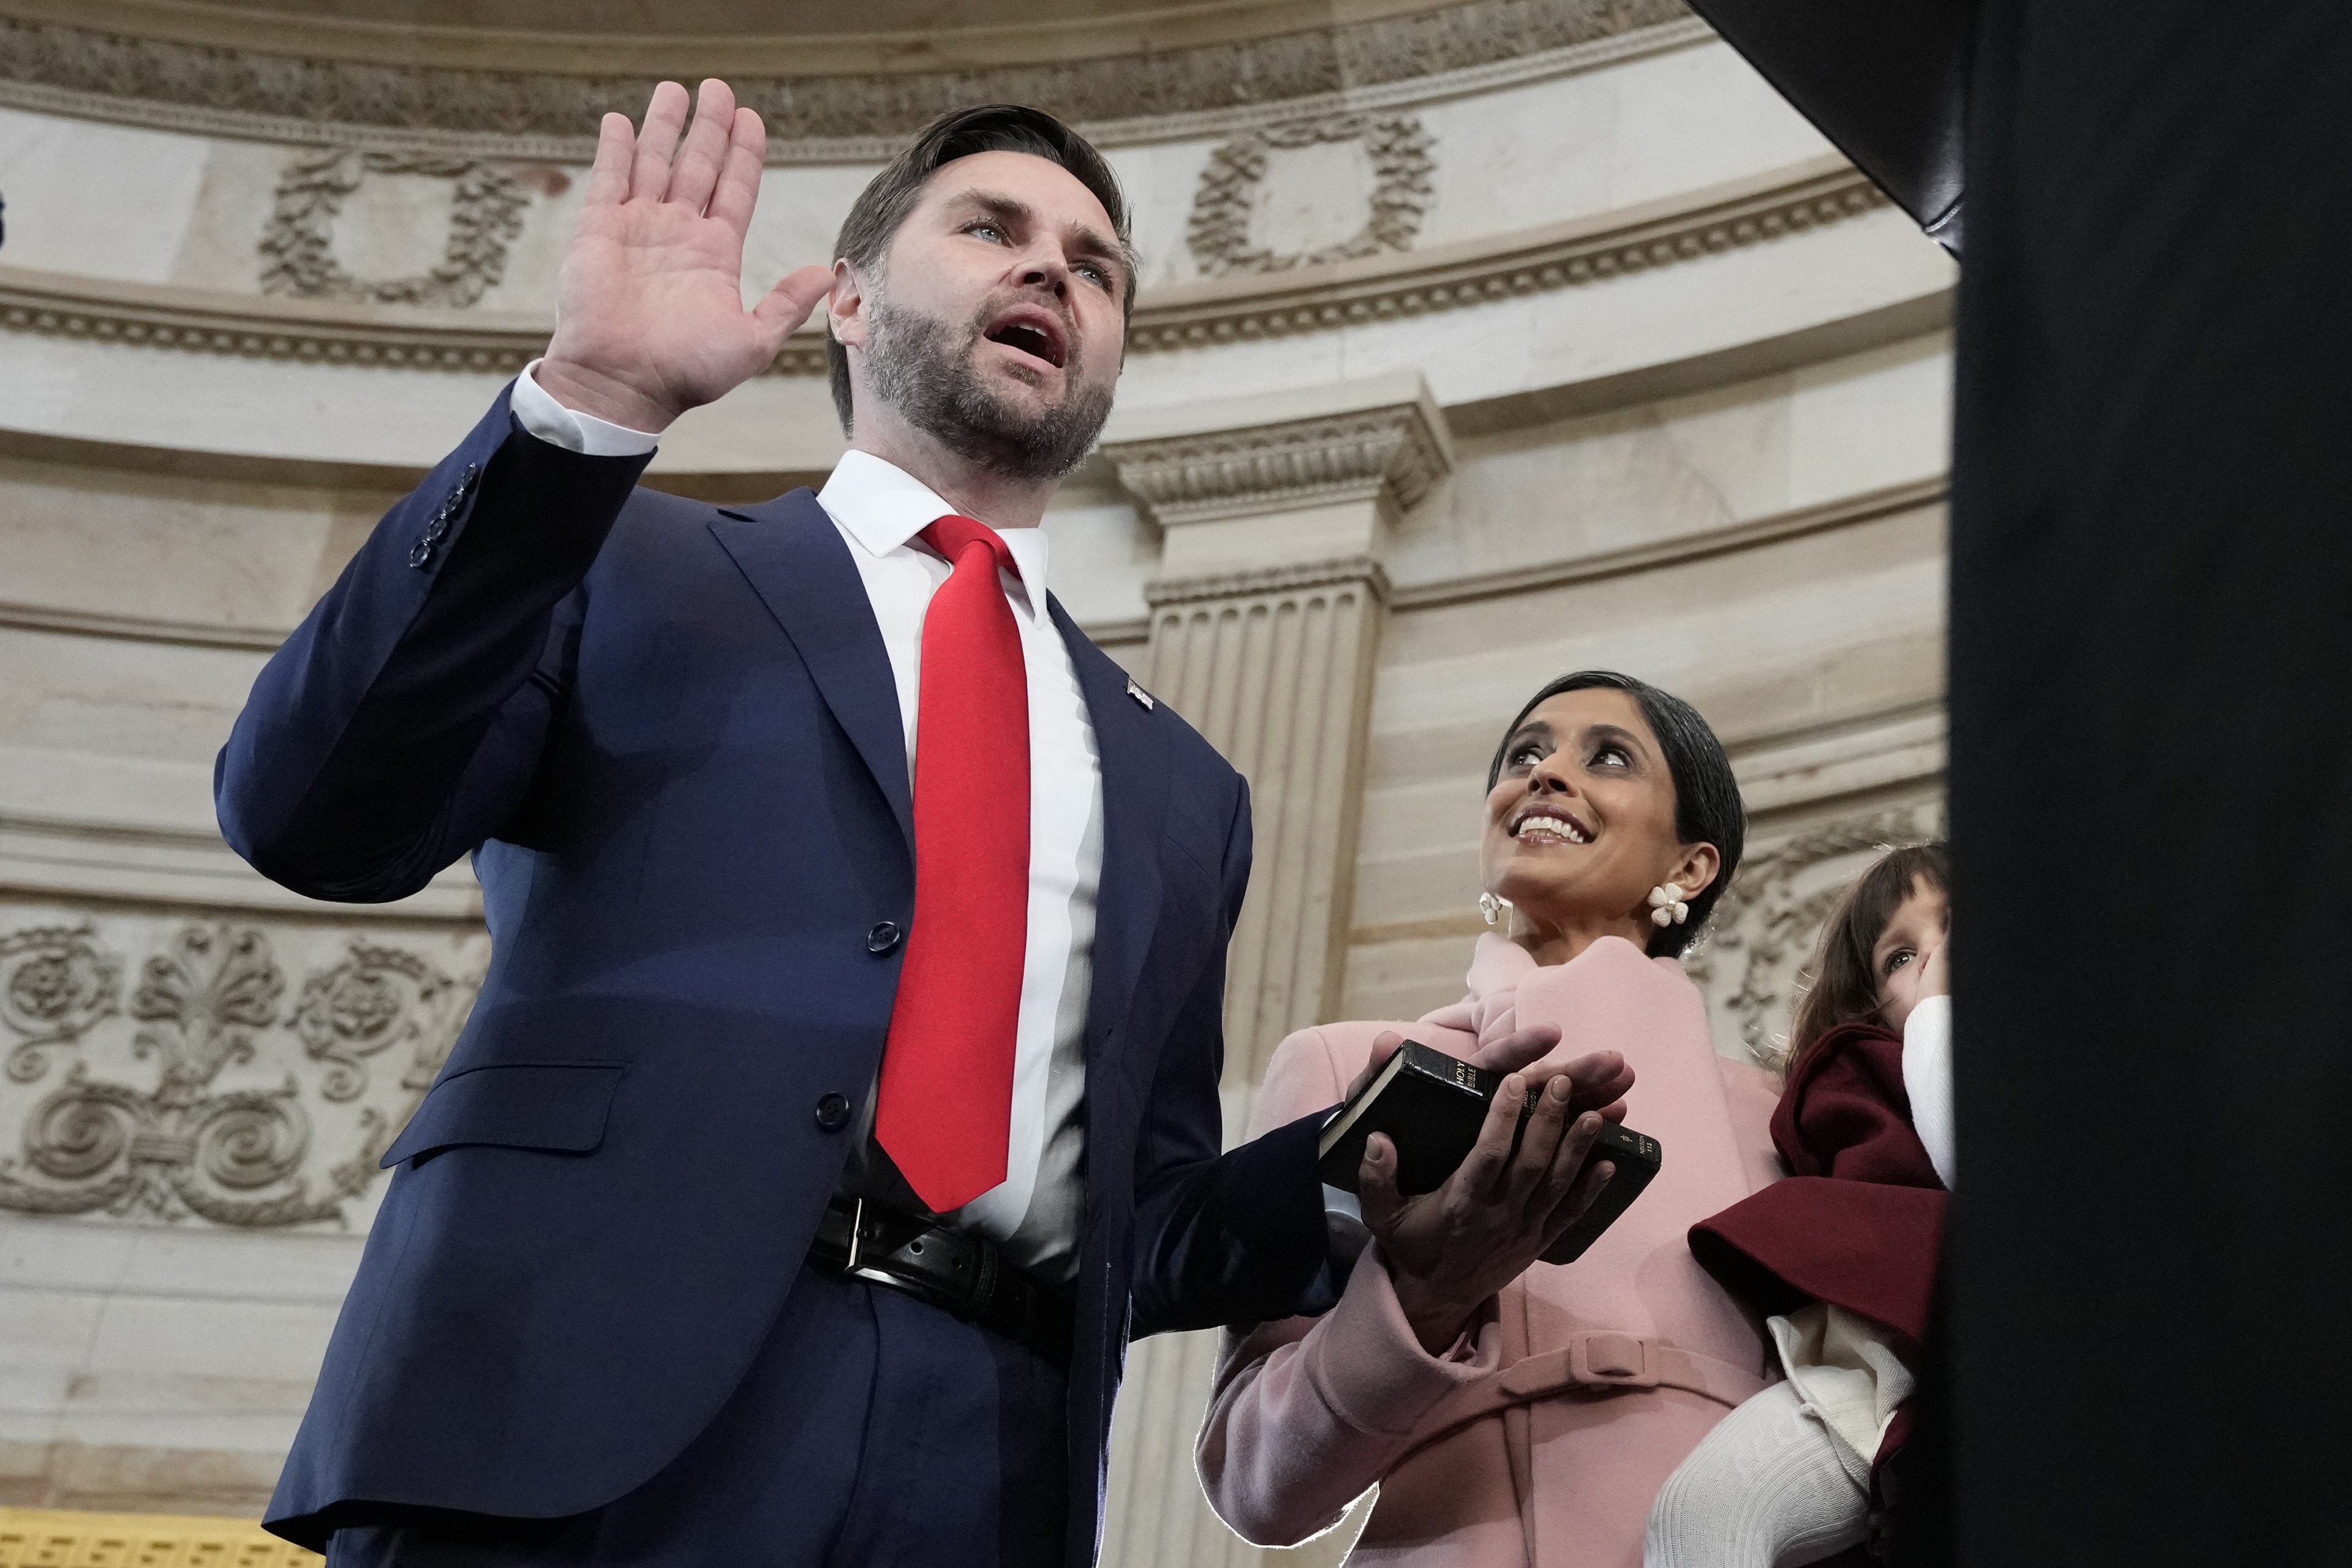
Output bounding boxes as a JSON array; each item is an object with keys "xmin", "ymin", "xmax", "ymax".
[{"xmin": 1126, "ymin": 677, "xmax": 1156, "ymax": 710}]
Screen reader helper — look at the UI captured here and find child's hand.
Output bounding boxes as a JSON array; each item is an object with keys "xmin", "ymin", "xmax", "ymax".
[{"xmin": 1919, "ymin": 936, "xmax": 1950, "ymax": 1000}]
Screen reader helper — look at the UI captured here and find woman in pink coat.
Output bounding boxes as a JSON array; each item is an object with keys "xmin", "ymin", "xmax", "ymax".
[{"xmin": 1197, "ymin": 671, "xmax": 1784, "ymax": 1567}]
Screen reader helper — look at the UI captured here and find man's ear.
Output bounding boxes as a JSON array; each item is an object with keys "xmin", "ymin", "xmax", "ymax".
[
  {"xmin": 828, "ymin": 258, "xmax": 869, "ymax": 351},
  {"xmin": 1667, "ymin": 843, "xmax": 1722, "ymax": 903}
]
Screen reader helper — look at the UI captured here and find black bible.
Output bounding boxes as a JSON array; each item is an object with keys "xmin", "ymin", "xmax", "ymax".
[{"xmin": 1315, "ymin": 1038, "xmax": 1663, "ymax": 1266}]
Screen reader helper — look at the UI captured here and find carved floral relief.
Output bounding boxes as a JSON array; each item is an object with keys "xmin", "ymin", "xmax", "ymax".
[{"xmin": 0, "ymin": 907, "xmax": 486, "ymax": 1230}]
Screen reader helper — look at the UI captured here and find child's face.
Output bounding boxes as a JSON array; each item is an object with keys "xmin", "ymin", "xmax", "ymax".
[{"xmin": 1872, "ymin": 876, "xmax": 1950, "ymax": 1032}]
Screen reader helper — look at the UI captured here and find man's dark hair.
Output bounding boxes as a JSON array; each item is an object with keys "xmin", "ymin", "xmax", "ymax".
[
  {"xmin": 1485, "ymin": 670, "xmax": 1747, "ymax": 959},
  {"xmin": 827, "ymin": 104, "xmax": 1134, "ymax": 433}
]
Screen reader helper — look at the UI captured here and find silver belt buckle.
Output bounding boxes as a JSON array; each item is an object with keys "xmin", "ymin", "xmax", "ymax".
[{"xmin": 842, "ymin": 1196, "xmax": 903, "ymax": 1291}]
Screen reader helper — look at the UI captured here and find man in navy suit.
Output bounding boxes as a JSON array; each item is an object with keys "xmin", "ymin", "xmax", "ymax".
[{"xmin": 221, "ymin": 83, "xmax": 1629, "ymax": 1567}]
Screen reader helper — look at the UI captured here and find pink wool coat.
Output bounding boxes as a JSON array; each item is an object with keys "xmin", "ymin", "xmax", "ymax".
[{"xmin": 1197, "ymin": 935, "xmax": 1784, "ymax": 1567}]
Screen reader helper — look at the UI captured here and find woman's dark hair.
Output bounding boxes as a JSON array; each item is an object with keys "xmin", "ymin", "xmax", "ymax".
[
  {"xmin": 1781, "ymin": 840, "xmax": 1951, "ymax": 1076},
  {"xmin": 1486, "ymin": 670, "xmax": 1745, "ymax": 960},
  {"xmin": 827, "ymin": 104, "xmax": 1136, "ymax": 433}
]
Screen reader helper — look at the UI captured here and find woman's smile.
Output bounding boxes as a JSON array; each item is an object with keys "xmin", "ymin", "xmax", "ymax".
[{"xmin": 1509, "ymin": 801, "xmax": 1595, "ymax": 844}]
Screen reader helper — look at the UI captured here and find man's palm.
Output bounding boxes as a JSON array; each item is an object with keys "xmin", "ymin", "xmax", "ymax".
[{"xmin": 541, "ymin": 79, "xmax": 834, "ymax": 433}]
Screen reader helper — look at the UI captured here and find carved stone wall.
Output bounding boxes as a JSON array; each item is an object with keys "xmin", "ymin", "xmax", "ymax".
[{"xmin": 0, "ymin": 905, "xmax": 485, "ymax": 1232}]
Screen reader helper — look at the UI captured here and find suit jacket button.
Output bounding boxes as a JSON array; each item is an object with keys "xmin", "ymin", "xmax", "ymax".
[
  {"xmin": 814, "ymin": 1093, "xmax": 851, "ymax": 1132},
  {"xmin": 865, "ymin": 921, "xmax": 902, "ymax": 954}
]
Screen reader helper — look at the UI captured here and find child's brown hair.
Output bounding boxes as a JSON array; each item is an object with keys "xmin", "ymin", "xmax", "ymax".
[{"xmin": 1779, "ymin": 840, "xmax": 1950, "ymax": 1077}]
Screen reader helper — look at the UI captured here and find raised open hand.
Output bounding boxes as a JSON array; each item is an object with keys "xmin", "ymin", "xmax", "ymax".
[{"xmin": 538, "ymin": 80, "xmax": 835, "ymax": 434}]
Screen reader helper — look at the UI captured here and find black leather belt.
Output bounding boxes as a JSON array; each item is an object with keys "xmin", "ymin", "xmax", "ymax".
[{"xmin": 809, "ymin": 1194, "xmax": 1073, "ymax": 1369}]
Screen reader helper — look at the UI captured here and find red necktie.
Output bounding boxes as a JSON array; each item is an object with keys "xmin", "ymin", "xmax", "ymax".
[{"xmin": 874, "ymin": 514, "xmax": 1031, "ymax": 1213}]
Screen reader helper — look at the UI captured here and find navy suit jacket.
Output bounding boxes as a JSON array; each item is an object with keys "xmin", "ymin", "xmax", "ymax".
[{"xmin": 217, "ymin": 389, "xmax": 1335, "ymax": 1559}]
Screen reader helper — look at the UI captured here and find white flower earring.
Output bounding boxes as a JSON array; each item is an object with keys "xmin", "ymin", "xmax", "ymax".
[
  {"xmin": 1479, "ymin": 891, "xmax": 1512, "ymax": 926},
  {"xmin": 1647, "ymin": 883, "xmax": 1689, "ymax": 928}
]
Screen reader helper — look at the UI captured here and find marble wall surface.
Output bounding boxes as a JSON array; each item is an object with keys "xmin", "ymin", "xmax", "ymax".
[{"xmin": 0, "ymin": 17, "xmax": 1952, "ymax": 1560}]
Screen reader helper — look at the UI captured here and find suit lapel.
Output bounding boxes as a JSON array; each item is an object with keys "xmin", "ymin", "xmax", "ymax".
[
  {"xmin": 710, "ymin": 491, "xmax": 913, "ymax": 846},
  {"xmin": 1052, "ymin": 598, "xmax": 1169, "ymax": 1065}
]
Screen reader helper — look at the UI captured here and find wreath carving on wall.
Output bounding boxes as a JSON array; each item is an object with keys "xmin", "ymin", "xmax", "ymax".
[
  {"xmin": 1186, "ymin": 113, "xmax": 1437, "ymax": 276},
  {"xmin": 260, "ymin": 149, "xmax": 529, "ymax": 309}
]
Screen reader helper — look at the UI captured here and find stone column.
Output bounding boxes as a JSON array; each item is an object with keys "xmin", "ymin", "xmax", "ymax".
[{"xmin": 1095, "ymin": 374, "xmax": 1452, "ymax": 1568}]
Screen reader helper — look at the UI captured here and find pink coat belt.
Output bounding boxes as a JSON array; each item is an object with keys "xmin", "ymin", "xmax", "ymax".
[{"xmin": 1405, "ymin": 1332, "xmax": 1771, "ymax": 1458}]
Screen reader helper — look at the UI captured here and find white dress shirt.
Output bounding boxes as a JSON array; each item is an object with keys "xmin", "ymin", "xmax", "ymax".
[{"xmin": 511, "ymin": 364, "xmax": 1103, "ymax": 1281}]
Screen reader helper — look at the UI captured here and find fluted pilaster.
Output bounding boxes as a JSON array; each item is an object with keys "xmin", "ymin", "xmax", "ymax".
[{"xmin": 1096, "ymin": 375, "xmax": 1452, "ymax": 1568}]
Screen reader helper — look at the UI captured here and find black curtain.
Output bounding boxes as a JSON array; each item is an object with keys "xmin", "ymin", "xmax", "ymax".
[
  {"xmin": 1948, "ymin": 1, "xmax": 2352, "ymax": 1559},
  {"xmin": 1686, "ymin": 0, "xmax": 2352, "ymax": 1558}
]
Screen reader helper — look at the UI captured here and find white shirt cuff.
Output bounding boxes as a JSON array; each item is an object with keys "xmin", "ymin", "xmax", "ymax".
[
  {"xmin": 512, "ymin": 360, "xmax": 662, "ymax": 458},
  {"xmin": 1902, "ymin": 993, "xmax": 1956, "ymax": 1189}
]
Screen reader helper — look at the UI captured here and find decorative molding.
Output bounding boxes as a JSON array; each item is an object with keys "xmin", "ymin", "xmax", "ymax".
[
  {"xmin": 0, "ymin": 599, "xmax": 293, "ymax": 650},
  {"xmin": 259, "ymin": 150, "xmax": 527, "ymax": 309},
  {"xmin": 0, "ymin": 1506, "xmax": 320, "ymax": 1566},
  {"xmin": 1107, "ymin": 398, "xmax": 1451, "ymax": 527},
  {"xmin": 1144, "ymin": 554, "xmax": 1390, "ymax": 608},
  {"xmin": 0, "ymin": 0, "xmax": 1691, "ymax": 162},
  {"xmin": 1444, "ymin": 288, "xmax": 1954, "ymax": 439},
  {"xmin": 1128, "ymin": 160, "xmax": 1890, "ymax": 352},
  {"xmin": 1088, "ymin": 14, "xmax": 1710, "ymax": 155},
  {"xmin": 0, "ymin": 478, "xmax": 1937, "ymax": 674},
  {"xmin": 1084, "ymin": 615, "xmax": 1152, "ymax": 649},
  {"xmin": 0, "ymin": 163, "xmax": 1886, "ymax": 374},
  {"xmin": 0, "ymin": 910, "xmax": 483, "ymax": 1227},
  {"xmin": 1392, "ymin": 476, "xmax": 1949, "ymax": 609},
  {"xmin": 0, "ymin": 812, "xmax": 486, "ymax": 922},
  {"xmin": 1683, "ymin": 801, "xmax": 1944, "ymax": 1063},
  {"xmin": 1187, "ymin": 112, "xmax": 1436, "ymax": 276},
  {"xmin": 0, "ymin": 266, "xmax": 554, "ymax": 376},
  {"xmin": 0, "ymin": 595, "xmax": 1152, "ymax": 662}
]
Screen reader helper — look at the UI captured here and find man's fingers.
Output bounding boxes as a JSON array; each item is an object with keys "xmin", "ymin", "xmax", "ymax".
[
  {"xmin": 707, "ymin": 107, "xmax": 769, "ymax": 235},
  {"xmin": 1469, "ymin": 1023, "xmax": 1561, "ymax": 1077},
  {"xmin": 1357, "ymin": 1132, "xmax": 1407, "ymax": 1233},
  {"xmin": 628, "ymin": 80, "xmax": 692, "ymax": 202},
  {"xmin": 753, "ymin": 265, "xmax": 839, "ymax": 347},
  {"xmin": 584, "ymin": 113, "xmax": 633, "ymax": 209},
  {"xmin": 664, "ymin": 79, "xmax": 737, "ymax": 213}
]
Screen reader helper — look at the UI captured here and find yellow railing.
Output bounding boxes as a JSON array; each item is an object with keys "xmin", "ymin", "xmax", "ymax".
[{"xmin": 0, "ymin": 1509, "xmax": 321, "ymax": 1567}]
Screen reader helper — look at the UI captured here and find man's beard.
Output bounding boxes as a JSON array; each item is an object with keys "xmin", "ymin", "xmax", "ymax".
[{"xmin": 865, "ymin": 293, "xmax": 1115, "ymax": 484}]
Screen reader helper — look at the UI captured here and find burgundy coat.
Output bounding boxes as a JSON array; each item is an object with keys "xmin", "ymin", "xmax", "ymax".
[{"xmin": 1687, "ymin": 1021, "xmax": 1947, "ymax": 1344}]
